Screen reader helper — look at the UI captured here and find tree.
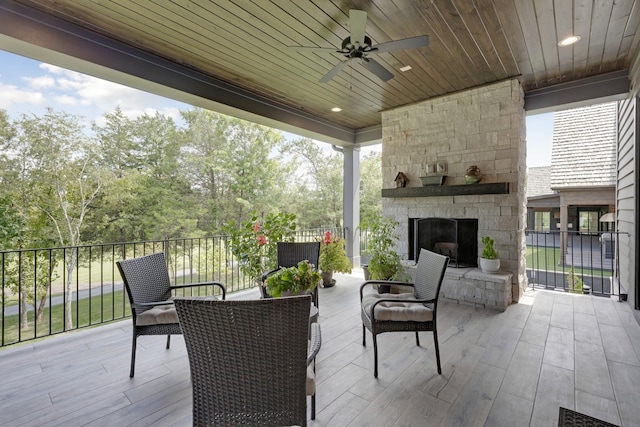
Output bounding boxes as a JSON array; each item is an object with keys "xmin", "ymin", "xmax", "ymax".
[
  {"xmin": 10, "ymin": 108, "xmax": 106, "ymax": 329},
  {"xmin": 359, "ymin": 150, "xmax": 382, "ymax": 224},
  {"xmin": 88, "ymin": 110, "xmax": 202, "ymax": 242},
  {"xmin": 280, "ymin": 138, "xmax": 343, "ymax": 228},
  {"xmin": 181, "ymin": 109, "xmax": 289, "ymax": 231}
]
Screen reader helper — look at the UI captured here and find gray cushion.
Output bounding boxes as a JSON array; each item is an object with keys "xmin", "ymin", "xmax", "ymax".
[
  {"xmin": 136, "ymin": 304, "xmax": 178, "ymax": 326},
  {"xmin": 362, "ymin": 293, "xmax": 434, "ymax": 322},
  {"xmin": 136, "ymin": 296, "xmax": 220, "ymax": 326}
]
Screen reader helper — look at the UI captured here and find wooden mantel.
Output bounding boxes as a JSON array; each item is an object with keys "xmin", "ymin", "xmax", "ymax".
[{"xmin": 381, "ymin": 182, "xmax": 509, "ymax": 198}]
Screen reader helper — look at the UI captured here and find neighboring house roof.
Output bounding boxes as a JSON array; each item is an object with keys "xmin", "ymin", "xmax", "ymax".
[
  {"xmin": 527, "ymin": 166, "xmax": 553, "ymax": 198},
  {"xmin": 550, "ymin": 102, "xmax": 617, "ymax": 189}
]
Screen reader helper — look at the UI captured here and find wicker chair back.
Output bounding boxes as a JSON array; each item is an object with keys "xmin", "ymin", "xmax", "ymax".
[{"xmin": 175, "ymin": 295, "xmax": 313, "ymax": 426}]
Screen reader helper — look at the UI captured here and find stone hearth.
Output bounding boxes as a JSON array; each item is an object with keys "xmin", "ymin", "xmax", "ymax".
[{"xmin": 401, "ymin": 262, "xmax": 513, "ymax": 311}]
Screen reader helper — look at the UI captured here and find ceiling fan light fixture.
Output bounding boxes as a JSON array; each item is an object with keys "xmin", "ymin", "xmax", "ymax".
[
  {"xmin": 290, "ymin": 10, "xmax": 430, "ymax": 83},
  {"xmin": 331, "ymin": 107, "xmax": 342, "ymax": 112},
  {"xmin": 558, "ymin": 35, "xmax": 581, "ymax": 46}
]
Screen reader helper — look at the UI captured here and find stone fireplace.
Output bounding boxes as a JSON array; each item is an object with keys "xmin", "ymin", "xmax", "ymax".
[{"xmin": 380, "ymin": 79, "xmax": 527, "ymax": 309}]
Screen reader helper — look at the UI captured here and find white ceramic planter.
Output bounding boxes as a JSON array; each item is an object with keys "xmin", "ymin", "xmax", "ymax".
[{"xmin": 479, "ymin": 257, "xmax": 500, "ymax": 273}]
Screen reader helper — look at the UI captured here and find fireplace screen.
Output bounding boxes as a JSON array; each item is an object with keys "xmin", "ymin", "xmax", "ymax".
[{"xmin": 409, "ymin": 218, "xmax": 478, "ymax": 267}]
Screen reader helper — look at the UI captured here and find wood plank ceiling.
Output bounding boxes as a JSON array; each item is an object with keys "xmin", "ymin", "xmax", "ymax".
[{"xmin": 8, "ymin": 0, "xmax": 640, "ymax": 134}]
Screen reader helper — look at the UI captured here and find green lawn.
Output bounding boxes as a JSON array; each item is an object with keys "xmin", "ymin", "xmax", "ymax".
[
  {"xmin": 1, "ymin": 283, "xmax": 224, "ymax": 346},
  {"xmin": 2, "ymin": 289, "xmax": 129, "ymax": 346},
  {"xmin": 526, "ymin": 246, "xmax": 612, "ymax": 277}
]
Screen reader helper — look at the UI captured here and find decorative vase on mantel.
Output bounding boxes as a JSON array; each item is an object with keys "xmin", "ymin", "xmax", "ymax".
[{"xmin": 465, "ymin": 165, "xmax": 482, "ymax": 184}]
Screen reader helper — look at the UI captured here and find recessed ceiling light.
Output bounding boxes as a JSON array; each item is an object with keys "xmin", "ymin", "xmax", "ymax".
[
  {"xmin": 331, "ymin": 107, "xmax": 342, "ymax": 112},
  {"xmin": 400, "ymin": 65, "xmax": 412, "ymax": 72},
  {"xmin": 558, "ymin": 35, "xmax": 581, "ymax": 46}
]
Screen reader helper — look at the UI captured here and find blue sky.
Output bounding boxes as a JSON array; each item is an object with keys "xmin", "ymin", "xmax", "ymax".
[{"xmin": 0, "ymin": 50, "xmax": 553, "ymax": 166}]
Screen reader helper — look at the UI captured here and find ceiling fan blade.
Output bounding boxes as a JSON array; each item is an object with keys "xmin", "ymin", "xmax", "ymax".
[
  {"xmin": 319, "ymin": 60, "xmax": 349, "ymax": 83},
  {"xmin": 372, "ymin": 35, "xmax": 430, "ymax": 53},
  {"xmin": 360, "ymin": 58, "xmax": 394, "ymax": 81},
  {"xmin": 287, "ymin": 45, "xmax": 342, "ymax": 54},
  {"xmin": 349, "ymin": 10, "xmax": 367, "ymax": 46}
]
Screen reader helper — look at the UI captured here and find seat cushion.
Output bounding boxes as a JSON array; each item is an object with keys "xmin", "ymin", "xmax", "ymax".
[
  {"xmin": 362, "ymin": 293, "xmax": 434, "ymax": 322},
  {"xmin": 136, "ymin": 295, "xmax": 219, "ymax": 326},
  {"xmin": 136, "ymin": 304, "xmax": 179, "ymax": 326},
  {"xmin": 306, "ymin": 365, "xmax": 315, "ymax": 395}
]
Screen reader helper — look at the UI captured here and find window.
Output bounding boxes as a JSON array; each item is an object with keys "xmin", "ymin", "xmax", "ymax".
[
  {"xmin": 534, "ymin": 211, "xmax": 550, "ymax": 231},
  {"xmin": 578, "ymin": 210, "xmax": 600, "ymax": 234}
]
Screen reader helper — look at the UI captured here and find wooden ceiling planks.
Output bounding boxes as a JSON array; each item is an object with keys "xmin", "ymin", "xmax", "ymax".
[
  {"xmin": 554, "ymin": 0, "xmax": 576, "ymax": 81},
  {"xmin": 11, "ymin": 0, "xmax": 640, "ymax": 132},
  {"xmin": 534, "ymin": 0, "xmax": 561, "ymax": 86}
]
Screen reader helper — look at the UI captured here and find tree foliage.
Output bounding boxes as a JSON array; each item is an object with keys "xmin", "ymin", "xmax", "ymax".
[{"xmin": 0, "ymin": 106, "xmax": 383, "ymax": 323}]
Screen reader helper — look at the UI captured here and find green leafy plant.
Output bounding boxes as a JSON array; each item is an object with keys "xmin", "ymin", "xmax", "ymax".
[
  {"xmin": 319, "ymin": 231, "xmax": 352, "ymax": 274},
  {"xmin": 362, "ymin": 215, "xmax": 403, "ymax": 280},
  {"xmin": 265, "ymin": 260, "xmax": 322, "ymax": 298},
  {"xmin": 567, "ymin": 267, "xmax": 584, "ymax": 293},
  {"xmin": 225, "ymin": 211, "xmax": 297, "ymax": 283},
  {"xmin": 481, "ymin": 236, "xmax": 499, "ymax": 259}
]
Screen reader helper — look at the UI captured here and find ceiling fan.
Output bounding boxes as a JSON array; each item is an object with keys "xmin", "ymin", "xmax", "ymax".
[{"xmin": 288, "ymin": 10, "xmax": 430, "ymax": 83}]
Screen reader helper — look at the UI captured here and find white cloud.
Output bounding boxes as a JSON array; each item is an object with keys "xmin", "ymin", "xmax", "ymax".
[
  {"xmin": 23, "ymin": 75, "xmax": 55, "ymax": 89},
  {"xmin": 54, "ymin": 95, "xmax": 79, "ymax": 105},
  {"xmin": 0, "ymin": 82, "xmax": 45, "ymax": 109},
  {"xmin": 4, "ymin": 56, "xmax": 192, "ymax": 126},
  {"xmin": 39, "ymin": 63, "xmax": 66, "ymax": 75}
]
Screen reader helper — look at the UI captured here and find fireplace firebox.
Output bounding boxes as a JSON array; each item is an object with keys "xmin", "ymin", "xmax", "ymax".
[{"xmin": 409, "ymin": 218, "xmax": 478, "ymax": 267}]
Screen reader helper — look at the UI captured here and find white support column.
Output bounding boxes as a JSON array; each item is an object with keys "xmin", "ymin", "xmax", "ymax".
[{"xmin": 343, "ymin": 146, "xmax": 361, "ymax": 267}]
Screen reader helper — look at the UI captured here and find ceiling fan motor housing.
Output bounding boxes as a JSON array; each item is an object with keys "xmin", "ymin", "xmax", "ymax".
[{"xmin": 341, "ymin": 35, "xmax": 373, "ymax": 58}]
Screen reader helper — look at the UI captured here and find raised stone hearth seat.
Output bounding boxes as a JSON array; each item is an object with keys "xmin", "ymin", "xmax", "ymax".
[{"xmin": 401, "ymin": 262, "xmax": 513, "ymax": 311}]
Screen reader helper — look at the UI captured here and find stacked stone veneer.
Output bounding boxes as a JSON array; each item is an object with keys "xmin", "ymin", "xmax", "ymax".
[
  {"xmin": 401, "ymin": 263, "xmax": 513, "ymax": 311},
  {"xmin": 382, "ymin": 79, "xmax": 528, "ymax": 304}
]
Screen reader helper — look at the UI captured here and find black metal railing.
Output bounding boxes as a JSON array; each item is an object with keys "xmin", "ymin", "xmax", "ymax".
[
  {"xmin": 526, "ymin": 230, "xmax": 623, "ymax": 296},
  {"xmin": 0, "ymin": 227, "xmax": 343, "ymax": 347}
]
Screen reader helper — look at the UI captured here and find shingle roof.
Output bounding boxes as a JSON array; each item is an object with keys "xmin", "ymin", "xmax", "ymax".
[
  {"xmin": 550, "ymin": 102, "xmax": 617, "ymax": 188},
  {"xmin": 526, "ymin": 166, "xmax": 553, "ymax": 197}
]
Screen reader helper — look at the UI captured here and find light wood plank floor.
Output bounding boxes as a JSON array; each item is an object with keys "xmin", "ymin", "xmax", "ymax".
[{"xmin": 1, "ymin": 269, "xmax": 640, "ymax": 426}]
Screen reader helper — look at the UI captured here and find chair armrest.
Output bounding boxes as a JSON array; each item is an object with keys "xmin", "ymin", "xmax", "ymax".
[
  {"xmin": 307, "ymin": 322, "xmax": 321, "ymax": 366},
  {"xmin": 260, "ymin": 268, "xmax": 281, "ymax": 283},
  {"xmin": 170, "ymin": 281, "xmax": 226, "ymax": 300},
  {"xmin": 359, "ymin": 280, "xmax": 415, "ymax": 300}
]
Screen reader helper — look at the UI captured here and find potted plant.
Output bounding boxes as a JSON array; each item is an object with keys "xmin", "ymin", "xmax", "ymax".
[
  {"xmin": 567, "ymin": 267, "xmax": 590, "ymax": 294},
  {"xmin": 318, "ymin": 231, "xmax": 352, "ymax": 287},
  {"xmin": 265, "ymin": 260, "xmax": 322, "ymax": 298},
  {"xmin": 479, "ymin": 235, "xmax": 500, "ymax": 273},
  {"xmin": 224, "ymin": 211, "xmax": 297, "ymax": 285},
  {"xmin": 362, "ymin": 215, "xmax": 405, "ymax": 292}
]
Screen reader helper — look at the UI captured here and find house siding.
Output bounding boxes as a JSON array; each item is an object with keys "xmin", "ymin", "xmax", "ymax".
[{"xmin": 617, "ymin": 97, "xmax": 638, "ymax": 310}]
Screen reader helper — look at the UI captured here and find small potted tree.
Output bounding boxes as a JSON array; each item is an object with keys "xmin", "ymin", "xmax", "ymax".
[
  {"xmin": 479, "ymin": 235, "xmax": 500, "ymax": 273},
  {"xmin": 362, "ymin": 215, "xmax": 405, "ymax": 292},
  {"xmin": 319, "ymin": 231, "xmax": 352, "ymax": 287}
]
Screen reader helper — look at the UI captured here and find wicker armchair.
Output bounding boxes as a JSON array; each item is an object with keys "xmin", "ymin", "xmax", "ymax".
[
  {"xmin": 260, "ymin": 241, "xmax": 321, "ymax": 307},
  {"xmin": 174, "ymin": 295, "xmax": 321, "ymax": 426},
  {"xmin": 360, "ymin": 248, "xmax": 448, "ymax": 378},
  {"xmin": 116, "ymin": 252, "xmax": 226, "ymax": 378}
]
